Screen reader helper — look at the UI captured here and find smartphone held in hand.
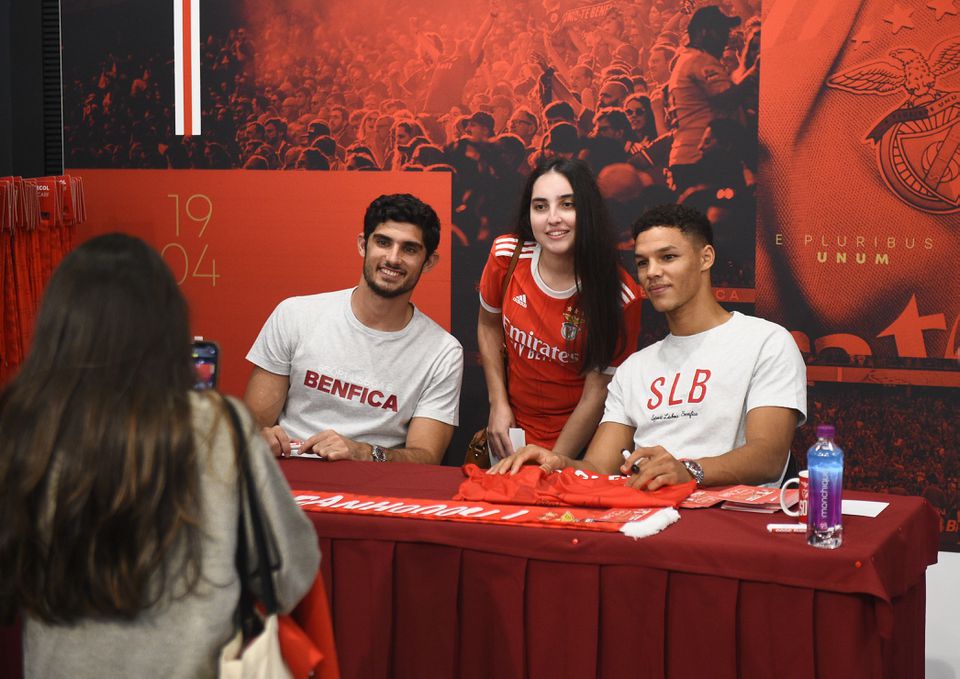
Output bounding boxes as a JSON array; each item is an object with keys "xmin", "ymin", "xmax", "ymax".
[{"xmin": 191, "ymin": 338, "xmax": 219, "ymax": 390}]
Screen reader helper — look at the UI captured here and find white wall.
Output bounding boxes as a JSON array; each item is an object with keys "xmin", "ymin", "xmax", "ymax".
[{"xmin": 926, "ymin": 551, "xmax": 960, "ymax": 679}]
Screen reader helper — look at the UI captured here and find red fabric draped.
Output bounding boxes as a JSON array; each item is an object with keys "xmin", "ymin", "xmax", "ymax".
[{"xmin": 0, "ymin": 176, "xmax": 84, "ymax": 386}]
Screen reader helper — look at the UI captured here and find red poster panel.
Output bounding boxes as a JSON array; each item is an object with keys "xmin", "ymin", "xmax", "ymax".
[
  {"xmin": 757, "ymin": 0, "xmax": 960, "ymax": 552},
  {"xmin": 73, "ymin": 170, "xmax": 452, "ymax": 395},
  {"xmin": 757, "ymin": 0, "xmax": 960, "ymax": 375}
]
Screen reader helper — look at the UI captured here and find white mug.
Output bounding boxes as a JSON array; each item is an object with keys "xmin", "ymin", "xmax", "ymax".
[{"xmin": 780, "ymin": 470, "xmax": 809, "ymax": 521}]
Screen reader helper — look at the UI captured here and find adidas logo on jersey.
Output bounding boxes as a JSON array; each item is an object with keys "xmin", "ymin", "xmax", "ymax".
[{"xmin": 512, "ymin": 294, "xmax": 527, "ymax": 308}]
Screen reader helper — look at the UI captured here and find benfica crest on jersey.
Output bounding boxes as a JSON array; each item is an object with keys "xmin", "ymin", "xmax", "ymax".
[
  {"xmin": 560, "ymin": 306, "xmax": 583, "ymax": 341},
  {"xmin": 827, "ymin": 35, "xmax": 960, "ymax": 214}
]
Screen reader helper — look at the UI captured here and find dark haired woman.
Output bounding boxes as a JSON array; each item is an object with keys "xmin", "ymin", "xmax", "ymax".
[
  {"xmin": 478, "ymin": 158, "xmax": 642, "ymax": 462},
  {"xmin": 624, "ymin": 93, "xmax": 659, "ymax": 145},
  {"xmin": 0, "ymin": 234, "xmax": 319, "ymax": 677}
]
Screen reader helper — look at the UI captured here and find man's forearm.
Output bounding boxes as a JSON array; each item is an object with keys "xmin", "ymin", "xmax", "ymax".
[
  {"xmin": 697, "ymin": 441, "xmax": 789, "ymax": 486},
  {"xmin": 243, "ymin": 367, "xmax": 289, "ymax": 429},
  {"xmin": 315, "ymin": 436, "xmax": 445, "ymax": 464},
  {"xmin": 695, "ymin": 407, "xmax": 799, "ymax": 486},
  {"xmin": 380, "ymin": 445, "xmax": 445, "ymax": 465},
  {"xmin": 469, "ymin": 12, "xmax": 496, "ymax": 63}
]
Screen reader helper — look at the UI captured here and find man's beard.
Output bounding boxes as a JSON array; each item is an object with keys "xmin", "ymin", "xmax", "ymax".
[{"xmin": 362, "ymin": 259, "xmax": 422, "ymax": 299}]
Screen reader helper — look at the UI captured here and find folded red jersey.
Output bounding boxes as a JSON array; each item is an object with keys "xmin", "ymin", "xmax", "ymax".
[{"xmin": 456, "ymin": 463, "xmax": 695, "ymax": 509}]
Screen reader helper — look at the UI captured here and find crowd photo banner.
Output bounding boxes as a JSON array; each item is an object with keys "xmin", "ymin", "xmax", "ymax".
[{"xmin": 57, "ymin": 0, "xmax": 957, "ymax": 549}]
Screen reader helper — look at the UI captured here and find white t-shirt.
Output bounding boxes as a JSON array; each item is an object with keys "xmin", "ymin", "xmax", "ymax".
[
  {"xmin": 603, "ymin": 312, "xmax": 807, "ymax": 469},
  {"xmin": 246, "ymin": 288, "xmax": 463, "ymax": 448}
]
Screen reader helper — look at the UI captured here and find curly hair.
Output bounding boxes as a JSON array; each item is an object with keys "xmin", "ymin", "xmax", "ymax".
[
  {"xmin": 363, "ymin": 193, "xmax": 442, "ymax": 255},
  {"xmin": 631, "ymin": 203, "xmax": 714, "ymax": 247}
]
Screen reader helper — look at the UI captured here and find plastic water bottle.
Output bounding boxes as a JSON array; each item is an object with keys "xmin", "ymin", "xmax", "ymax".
[{"xmin": 806, "ymin": 424, "xmax": 843, "ymax": 548}]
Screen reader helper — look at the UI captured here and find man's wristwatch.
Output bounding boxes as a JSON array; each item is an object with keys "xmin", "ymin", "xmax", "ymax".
[
  {"xmin": 371, "ymin": 445, "xmax": 389, "ymax": 463},
  {"xmin": 680, "ymin": 459, "xmax": 704, "ymax": 487}
]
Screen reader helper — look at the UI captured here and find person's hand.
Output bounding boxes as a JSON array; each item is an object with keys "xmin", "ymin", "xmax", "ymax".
[
  {"xmin": 527, "ymin": 50, "xmax": 549, "ymax": 72},
  {"xmin": 485, "ymin": 402, "xmax": 516, "ymax": 461},
  {"xmin": 301, "ymin": 430, "xmax": 369, "ymax": 461},
  {"xmin": 487, "ymin": 444, "xmax": 565, "ymax": 475},
  {"xmin": 622, "ymin": 446, "xmax": 694, "ymax": 491},
  {"xmin": 261, "ymin": 425, "xmax": 292, "ymax": 457},
  {"xmin": 739, "ymin": 57, "xmax": 760, "ymax": 83}
]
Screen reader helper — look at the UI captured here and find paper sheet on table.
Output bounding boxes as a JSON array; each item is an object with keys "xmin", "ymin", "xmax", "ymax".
[{"xmin": 841, "ymin": 499, "xmax": 888, "ymax": 517}]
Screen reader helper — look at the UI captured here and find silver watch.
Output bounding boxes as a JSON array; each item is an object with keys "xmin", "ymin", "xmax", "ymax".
[
  {"xmin": 680, "ymin": 459, "xmax": 704, "ymax": 487},
  {"xmin": 371, "ymin": 445, "xmax": 389, "ymax": 463}
]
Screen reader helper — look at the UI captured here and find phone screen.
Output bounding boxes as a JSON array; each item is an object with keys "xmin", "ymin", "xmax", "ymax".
[{"xmin": 191, "ymin": 340, "xmax": 219, "ymax": 390}]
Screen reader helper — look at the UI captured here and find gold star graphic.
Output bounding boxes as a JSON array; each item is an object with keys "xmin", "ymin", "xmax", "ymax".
[
  {"xmin": 883, "ymin": 3, "xmax": 915, "ymax": 33},
  {"xmin": 927, "ymin": 0, "xmax": 958, "ymax": 21}
]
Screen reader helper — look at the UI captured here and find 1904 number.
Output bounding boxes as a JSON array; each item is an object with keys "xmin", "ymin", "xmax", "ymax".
[{"xmin": 161, "ymin": 193, "xmax": 219, "ymax": 286}]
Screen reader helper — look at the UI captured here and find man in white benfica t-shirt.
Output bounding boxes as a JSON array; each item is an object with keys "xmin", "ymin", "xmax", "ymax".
[
  {"xmin": 492, "ymin": 204, "xmax": 806, "ymax": 488},
  {"xmin": 244, "ymin": 194, "xmax": 463, "ymax": 464}
]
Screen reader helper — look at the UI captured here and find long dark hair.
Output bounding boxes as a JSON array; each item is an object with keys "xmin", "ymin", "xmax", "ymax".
[
  {"xmin": 516, "ymin": 157, "xmax": 626, "ymax": 372},
  {"xmin": 0, "ymin": 233, "xmax": 202, "ymax": 623},
  {"xmin": 624, "ymin": 94, "xmax": 658, "ymax": 143}
]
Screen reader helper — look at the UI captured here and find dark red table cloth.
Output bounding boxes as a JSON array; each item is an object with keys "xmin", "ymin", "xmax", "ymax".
[
  {"xmin": 0, "ymin": 459, "xmax": 939, "ymax": 678},
  {"xmin": 282, "ymin": 459, "xmax": 939, "ymax": 679}
]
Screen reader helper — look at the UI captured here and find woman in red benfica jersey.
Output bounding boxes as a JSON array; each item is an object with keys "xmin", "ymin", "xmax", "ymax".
[{"xmin": 478, "ymin": 158, "xmax": 643, "ymax": 462}]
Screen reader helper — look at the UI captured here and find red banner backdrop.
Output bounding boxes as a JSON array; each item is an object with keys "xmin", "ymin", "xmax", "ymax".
[
  {"xmin": 74, "ymin": 170, "xmax": 452, "ymax": 395},
  {"xmin": 53, "ymin": 0, "xmax": 958, "ymax": 549},
  {"xmin": 757, "ymin": 0, "xmax": 960, "ymax": 366},
  {"xmin": 757, "ymin": 0, "xmax": 960, "ymax": 550}
]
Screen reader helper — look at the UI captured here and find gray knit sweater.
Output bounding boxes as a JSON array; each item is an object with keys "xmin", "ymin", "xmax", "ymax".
[{"xmin": 23, "ymin": 394, "xmax": 321, "ymax": 678}]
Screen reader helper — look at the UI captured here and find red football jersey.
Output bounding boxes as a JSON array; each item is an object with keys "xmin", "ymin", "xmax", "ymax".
[
  {"xmin": 479, "ymin": 235, "xmax": 642, "ymax": 447},
  {"xmin": 456, "ymin": 464, "xmax": 695, "ymax": 509}
]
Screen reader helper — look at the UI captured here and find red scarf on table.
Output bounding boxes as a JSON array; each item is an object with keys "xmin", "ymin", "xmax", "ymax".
[{"xmin": 456, "ymin": 464, "xmax": 694, "ymax": 509}]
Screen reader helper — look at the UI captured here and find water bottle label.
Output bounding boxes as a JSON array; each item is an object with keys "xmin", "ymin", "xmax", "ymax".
[{"xmin": 809, "ymin": 466, "xmax": 843, "ymax": 529}]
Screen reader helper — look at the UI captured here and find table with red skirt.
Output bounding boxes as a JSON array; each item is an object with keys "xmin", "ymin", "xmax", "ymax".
[
  {"xmin": 0, "ymin": 459, "xmax": 939, "ymax": 678},
  {"xmin": 281, "ymin": 459, "xmax": 939, "ymax": 679}
]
